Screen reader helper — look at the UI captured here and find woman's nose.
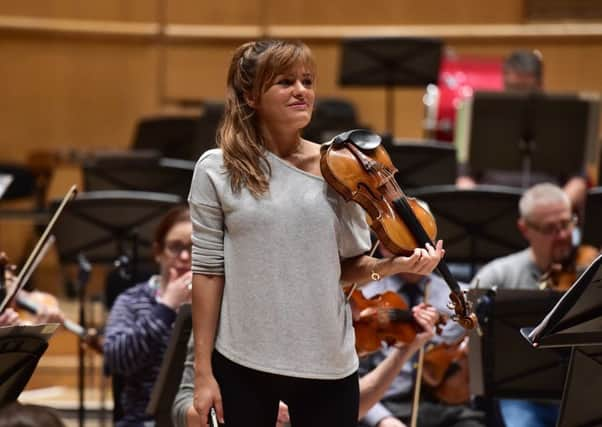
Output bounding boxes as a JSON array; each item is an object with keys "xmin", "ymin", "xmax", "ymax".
[{"xmin": 292, "ymin": 80, "xmax": 306, "ymax": 94}]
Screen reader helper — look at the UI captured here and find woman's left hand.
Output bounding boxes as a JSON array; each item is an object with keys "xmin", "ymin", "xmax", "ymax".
[{"xmin": 390, "ymin": 240, "xmax": 444, "ymax": 276}]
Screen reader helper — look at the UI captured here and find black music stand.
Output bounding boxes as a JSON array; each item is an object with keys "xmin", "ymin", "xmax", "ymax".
[
  {"xmin": 468, "ymin": 289, "xmax": 567, "ymax": 400},
  {"xmin": 131, "ymin": 115, "xmax": 200, "ymax": 161},
  {"xmin": 339, "ymin": 37, "xmax": 442, "ymax": 135},
  {"xmin": 192, "ymin": 100, "xmax": 224, "ymax": 158},
  {"xmin": 521, "ymin": 254, "xmax": 602, "ymax": 427},
  {"xmin": 49, "ymin": 190, "xmax": 182, "ymax": 425},
  {"xmin": 146, "ymin": 304, "xmax": 192, "ymax": 427},
  {"xmin": 582, "ymin": 187, "xmax": 602, "ymax": 248},
  {"xmin": 0, "ymin": 324, "xmax": 57, "ymax": 406},
  {"xmin": 409, "ymin": 185, "xmax": 526, "ymax": 278},
  {"xmin": 384, "ymin": 138, "xmax": 457, "ymax": 190},
  {"xmin": 82, "ymin": 153, "xmax": 194, "ymax": 200},
  {"xmin": 463, "ymin": 91, "xmax": 595, "ymax": 188}
]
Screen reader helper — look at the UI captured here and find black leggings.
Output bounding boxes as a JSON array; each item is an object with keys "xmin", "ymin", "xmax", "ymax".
[{"xmin": 212, "ymin": 351, "xmax": 359, "ymax": 427}]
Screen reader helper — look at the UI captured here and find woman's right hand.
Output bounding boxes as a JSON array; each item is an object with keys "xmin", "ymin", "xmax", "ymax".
[
  {"xmin": 0, "ymin": 308, "xmax": 20, "ymax": 326},
  {"xmin": 194, "ymin": 372, "xmax": 224, "ymax": 426},
  {"xmin": 162, "ymin": 268, "xmax": 193, "ymax": 310}
]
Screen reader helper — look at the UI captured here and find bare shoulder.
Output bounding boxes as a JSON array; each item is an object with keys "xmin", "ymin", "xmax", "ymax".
[{"xmin": 298, "ymin": 140, "xmax": 322, "ymax": 176}]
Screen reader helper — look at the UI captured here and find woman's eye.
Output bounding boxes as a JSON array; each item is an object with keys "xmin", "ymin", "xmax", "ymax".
[
  {"xmin": 302, "ymin": 78, "xmax": 313, "ymax": 87},
  {"xmin": 278, "ymin": 79, "xmax": 293, "ymax": 86}
]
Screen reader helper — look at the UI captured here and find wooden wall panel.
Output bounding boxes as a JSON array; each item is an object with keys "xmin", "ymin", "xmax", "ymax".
[
  {"xmin": 0, "ymin": 1, "xmax": 158, "ymax": 22},
  {"xmin": 167, "ymin": 0, "xmax": 261, "ymax": 25},
  {"xmin": 0, "ymin": 36, "xmax": 160, "ymax": 163},
  {"xmin": 264, "ymin": 0, "xmax": 524, "ymax": 26}
]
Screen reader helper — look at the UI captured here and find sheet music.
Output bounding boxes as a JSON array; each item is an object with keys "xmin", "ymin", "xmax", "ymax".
[{"xmin": 0, "ymin": 174, "xmax": 13, "ymax": 199}]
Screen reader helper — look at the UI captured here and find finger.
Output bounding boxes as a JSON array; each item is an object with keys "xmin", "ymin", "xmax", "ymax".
[
  {"xmin": 215, "ymin": 398, "xmax": 225, "ymax": 424},
  {"xmin": 169, "ymin": 267, "xmax": 178, "ymax": 282}
]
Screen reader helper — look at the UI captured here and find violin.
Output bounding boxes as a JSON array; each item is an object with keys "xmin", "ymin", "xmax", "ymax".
[
  {"xmin": 539, "ymin": 245, "xmax": 600, "ymax": 291},
  {"xmin": 422, "ymin": 337, "xmax": 470, "ymax": 405},
  {"xmin": 349, "ymin": 289, "xmax": 421, "ymax": 357},
  {"xmin": 320, "ymin": 130, "xmax": 478, "ymax": 330},
  {"xmin": 2, "ymin": 251, "xmax": 103, "ymax": 354}
]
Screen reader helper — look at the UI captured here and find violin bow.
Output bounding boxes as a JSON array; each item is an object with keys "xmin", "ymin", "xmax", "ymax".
[
  {"xmin": 0, "ymin": 185, "xmax": 77, "ymax": 313},
  {"xmin": 410, "ymin": 279, "xmax": 430, "ymax": 427}
]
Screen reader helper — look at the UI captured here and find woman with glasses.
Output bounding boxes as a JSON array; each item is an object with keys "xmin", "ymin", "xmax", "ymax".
[{"xmin": 103, "ymin": 205, "xmax": 193, "ymax": 427}]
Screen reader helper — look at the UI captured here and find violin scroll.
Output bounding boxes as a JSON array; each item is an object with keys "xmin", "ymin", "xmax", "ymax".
[{"xmin": 448, "ymin": 292, "xmax": 479, "ymax": 331}]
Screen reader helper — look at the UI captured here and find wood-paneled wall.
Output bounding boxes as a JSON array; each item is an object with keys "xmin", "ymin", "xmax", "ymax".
[
  {"xmin": 3, "ymin": 1, "xmax": 602, "ymax": 164},
  {"xmin": 2, "ymin": 0, "xmax": 602, "ymax": 296}
]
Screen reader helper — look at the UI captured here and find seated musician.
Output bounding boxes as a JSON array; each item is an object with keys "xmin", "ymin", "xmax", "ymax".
[
  {"xmin": 171, "ymin": 291, "xmax": 440, "ymax": 427},
  {"xmin": 357, "ymin": 246, "xmax": 485, "ymax": 427},
  {"xmin": 0, "ymin": 252, "xmax": 66, "ymax": 327},
  {"xmin": 103, "ymin": 205, "xmax": 193, "ymax": 427},
  {"xmin": 470, "ymin": 182, "xmax": 592, "ymax": 427}
]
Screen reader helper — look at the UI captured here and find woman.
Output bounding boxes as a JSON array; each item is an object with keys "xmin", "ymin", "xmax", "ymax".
[
  {"xmin": 103, "ymin": 205, "xmax": 193, "ymax": 427},
  {"xmin": 189, "ymin": 39, "xmax": 444, "ymax": 427}
]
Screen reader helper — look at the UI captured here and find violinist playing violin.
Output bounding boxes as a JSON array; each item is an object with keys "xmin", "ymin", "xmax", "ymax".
[
  {"xmin": 0, "ymin": 252, "xmax": 66, "ymax": 327},
  {"xmin": 188, "ymin": 39, "xmax": 444, "ymax": 427},
  {"xmin": 358, "ymin": 244, "xmax": 485, "ymax": 427},
  {"xmin": 470, "ymin": 183, "xmax": 599, "ymax": 427}
]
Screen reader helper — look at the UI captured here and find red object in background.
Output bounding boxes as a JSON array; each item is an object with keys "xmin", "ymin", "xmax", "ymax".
[{"xmin": 424, "ymin": 53, "xmax": 504, "ymax": 142}]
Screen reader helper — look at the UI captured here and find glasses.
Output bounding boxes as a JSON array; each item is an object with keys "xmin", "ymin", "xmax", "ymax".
[
  {"xmin": 164, "ymin": 240, "xmax": 192, "ymax": 257},
  {"xmin": 525, "ymin": 215, "xmax": 578, "ymax": 236}
]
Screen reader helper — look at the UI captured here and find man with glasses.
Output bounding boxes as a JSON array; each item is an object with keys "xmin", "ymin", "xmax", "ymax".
[{"xmin": 470, "ymin": 183, "xmax": 581, "ymax": 427}]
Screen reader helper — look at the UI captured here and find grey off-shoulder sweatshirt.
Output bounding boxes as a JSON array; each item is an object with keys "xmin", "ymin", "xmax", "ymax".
[{"xmin": 188, "ymin": 148, "xmax": 370, "ymax": 380}]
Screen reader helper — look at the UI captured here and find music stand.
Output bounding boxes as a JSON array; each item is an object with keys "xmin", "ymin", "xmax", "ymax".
[
  {"xmin": 582, "ymin": 187, "xmax": 602, "ymax": 248},
  {"xmin": 339, "ymin": 37, "xmax": 442, "ymax": 135},
  {"xmin": 467, "ymin": 289, "xmax": 567, "ymax": 401},
  {"xmin": 0, "ymin": 324, "xmax": 57, "ymax": 406},
  {"xmin": 384, "ymin": 138, "xmax": 457, "ymax": 190},
  {"xmin": 460, "ymin": 91, "xmax": 598, "ymax": 188},
  {"xmin": 409, "ymin": 185, "xmax": 526, "ymax": 277},
  {"xmin": 146, "ymin": 304, "xmax": 192, "ymax": 427},
  {"xmin": 521, "ymin": 254, "xmax": 602, "ymax": 427},
  {"xmin": 131, "ymin": 115, "xmax": 200, "ymax": 161},
  {"xmin": 49, "ymin": 190, "xmax": 182, "ymax": 425},
  {"xmin": 192, "ymin": 100, "xmax": 224, "ymax": 158},
  {"xmin": 83, "ymin": 153, "xmax": 194, "ymax": 200},
  {"xmin": 50, "ymin": 190, "xmax": 182, "ymax": 269}
]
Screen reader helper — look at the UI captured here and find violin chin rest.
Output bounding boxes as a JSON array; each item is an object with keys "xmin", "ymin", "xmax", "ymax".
[{"xmin": 332, "ymin": 129, "xmax": 382, "ymax": 151}]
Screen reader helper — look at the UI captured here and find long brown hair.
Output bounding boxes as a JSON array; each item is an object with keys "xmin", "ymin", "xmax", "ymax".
[{"xmin": 218, "ymin": 39, "xmax": 316, "ymax": 198}]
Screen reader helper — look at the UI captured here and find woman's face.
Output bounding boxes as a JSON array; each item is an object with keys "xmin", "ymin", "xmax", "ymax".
[
  {"xmin": 155, "ymin": 220, "xmax": 193, "ymax": 279},
  {"xmin": 251, "ymin": 65, "xmax": 315, "ymax": 131}
]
